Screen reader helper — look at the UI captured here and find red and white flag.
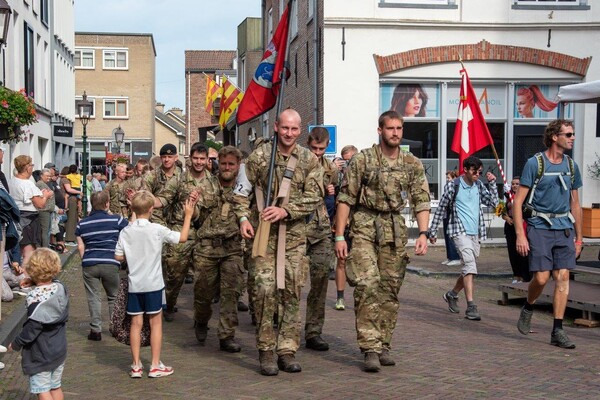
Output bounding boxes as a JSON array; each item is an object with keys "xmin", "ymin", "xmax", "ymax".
[
  {"xmin": 236, "ymin": 2, "xmax": 291, "ymax": 125},
  {"xmin": 451, "ymin": 68, "xmax": 494, "ymax": 173}
]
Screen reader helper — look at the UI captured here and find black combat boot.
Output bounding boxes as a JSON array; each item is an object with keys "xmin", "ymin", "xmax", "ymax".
[
  {"xmin": 277, "ymin": 353, "xmax": 302, "ymax": 373},
  {"xmin": 219, "ymin": 338, "xmax": 241, "ymax": 353},
  {"xmin": 195, "ymin": 322, "xmax": 208, "ymax": 344}
]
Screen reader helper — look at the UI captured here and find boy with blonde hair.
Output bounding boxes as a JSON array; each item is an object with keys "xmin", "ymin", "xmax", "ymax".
[
  {"xmin": 9, "ymin": 248, "xmax": 68, "ymax": 399},
  {"xmin": 115, "ymin": 190, "xmax": 197, "ymax": 378}
]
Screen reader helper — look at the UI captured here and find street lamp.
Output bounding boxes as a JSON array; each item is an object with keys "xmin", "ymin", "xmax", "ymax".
[
  {"xmin": 0, "ymin": 0, "xmax": 12, "ymax": 87},
  {"xmin": 113, "ymin": 125, "xmax": 125, "ymax": 153},
  {"xmin": 77, "ymin": 91, "xmax": 92, "ymax": 217}
]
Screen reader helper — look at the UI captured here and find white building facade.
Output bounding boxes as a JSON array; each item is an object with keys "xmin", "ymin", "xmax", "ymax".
[
  {"xmin": 1, "ymin": 0, "xmax": 74, "ymax": 175},
  {"xmin": 322, "ymin": 0, "xmax": 599, "ymax": 206}
]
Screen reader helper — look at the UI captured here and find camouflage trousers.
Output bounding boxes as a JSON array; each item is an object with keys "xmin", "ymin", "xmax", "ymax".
[
  {"xmin": 193, "ymin": 239, "xmax": 243, "ymax": 340},
  {"xmin": 248, "ymin": 240, "xmax": 309, "ymax": 355},
  {"xmin": 164, "ymin": 240, "xmax": 194, "ymax": 311},
  {"xmin": 345, "ymin": 237, "xmax": 409, "ymax": 353},
  {"xmin": 305, "ymin": 236, "xmax": 334, "ymax": 339},
  {"xmin": 243, "ymin": 245, "xmax": 255, "ymax": 316}
]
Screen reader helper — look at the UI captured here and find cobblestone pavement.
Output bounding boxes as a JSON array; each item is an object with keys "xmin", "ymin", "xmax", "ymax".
[{"xmin": 1, "ymin": 243, "xmax": 599, "ymax": 399}]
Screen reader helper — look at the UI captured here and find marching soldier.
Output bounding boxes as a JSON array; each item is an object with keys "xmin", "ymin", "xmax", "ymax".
[
  {"xmin": 334, "ymin": 110, "xmax": 431, "ymax": 372},
  {"xmin": 233, "ymin": 109, "xmax": 323, "ymax": 376}
]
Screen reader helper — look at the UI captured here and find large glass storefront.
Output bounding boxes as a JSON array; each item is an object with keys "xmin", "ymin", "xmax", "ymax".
[{"xmin": 380, "ymin": 81, "xmax": 573, "ymax": 199}]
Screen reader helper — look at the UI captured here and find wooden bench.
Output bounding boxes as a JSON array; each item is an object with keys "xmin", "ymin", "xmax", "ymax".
[
  {"xmin": 570, "ymin": 264, "xmax": 600, "ymax": 279},
  {"xmin": 498, "ymin": 280, "xmax": 600, "ymax": 327}
]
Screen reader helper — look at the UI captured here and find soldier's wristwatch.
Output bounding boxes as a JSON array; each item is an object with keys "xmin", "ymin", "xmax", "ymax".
[{"xmin": 419, "ymin": 231, "xmax": 429, "ymax": 238}]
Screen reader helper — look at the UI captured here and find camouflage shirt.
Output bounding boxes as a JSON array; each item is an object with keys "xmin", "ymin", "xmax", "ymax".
[
  {"xmin": 195, "ymin": 175, "xmax": 239, "ymax": 241},
  {"xmin": 232, "ymin": 141, "xmax": 323, "ymax": 249},
  {"xmin": 306, "ymin": 156, "xmax": 339, "ymax": 241},
  {"xmin": 141, "ymin": 166, "xmax": 182, "ymax": 226},
  {"xmin": 338, "ymin": 144, "xmax": 431, "ymax": 244},
  {"xmin": 156, "ymin": 169, "xmax": 207, "ymax": 236},
  {"xmin": 104, "ymin": 179, "xmax": 125, "ymax": 216}
]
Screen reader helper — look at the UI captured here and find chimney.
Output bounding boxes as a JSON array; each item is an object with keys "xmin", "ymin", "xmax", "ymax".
[
  {"xmin": 155, "ymin": 102, "xmax": 165, "ymax": 113},
  {"xmin": 169, "ymin": 107, "xmax": 183, "ymax": 118}
]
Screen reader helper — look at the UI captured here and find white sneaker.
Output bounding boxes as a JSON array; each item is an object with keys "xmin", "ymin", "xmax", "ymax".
[
  {"xmin": 0, "ymin": 344, "xmax": 7, "ymax": 353},
  {"xmin": 446, "ymin": 260, "xmax": 462, "ymax": 266},
  {"xmin": 0, "ymin": 361, "xmax": 4, "ymax": 370},
  {"xmin": 441, "ymin": 259, "xmax": 450, "ymax": 265}
]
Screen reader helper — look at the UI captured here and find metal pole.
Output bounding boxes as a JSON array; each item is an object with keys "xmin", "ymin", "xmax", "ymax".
[{"xmin": 82, "ymin": 124, "xmax": 88, "ymax": 217}]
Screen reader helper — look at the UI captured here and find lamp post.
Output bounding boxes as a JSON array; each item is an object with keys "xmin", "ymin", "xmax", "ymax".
[
  {"xmin": 77, "ymin": 91, "xmax": 92, "ymax": 217},
  {"xmin": 0, "ymin": 0, "xmax": 12, "ymax": 87},
  {"xmin": 113, "ymin": 125, "xmax": 125, "ymax": 153}
]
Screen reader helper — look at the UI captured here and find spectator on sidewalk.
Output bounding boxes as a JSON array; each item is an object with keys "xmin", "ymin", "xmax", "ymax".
[
  {"xmin": 35, "ymin": 169, "xmax": 56, "ymax": 248},
  {"xmin": 76, "ymin": 190, "xmax": 128, "ymax": 341},
  {"xmin": 9, "ymin": 156, "xmax": 54, "ymax": 266},
  {"xmin": 114, "ymin": 190, "xmax": 196, "ymax": 379},
  {"xmin": 428, "ymin": 156, "xmax": 498, "ymax": 322},
  {"xmin": 514, "ymin": 119, "xmax": 582, "ymax": 349},
  {"xmin": 8, "ymin": 248, "xmax": 69, "ymax": 400},
  {"xmin": 60, "ymin": 166, "xmax": 82, "ymax": 245},
  {"xmin": 442, "ymin": 170, "xmax": 461, "ymax": 267},
  {"xmin": 501, "ymin": 176, "xmax": 530, "ymax": 283}
]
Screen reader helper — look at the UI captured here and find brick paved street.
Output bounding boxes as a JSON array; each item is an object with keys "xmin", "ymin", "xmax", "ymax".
[{"xmin": 1, "ymin": 244, "xmax": 599, "ymax": 399}]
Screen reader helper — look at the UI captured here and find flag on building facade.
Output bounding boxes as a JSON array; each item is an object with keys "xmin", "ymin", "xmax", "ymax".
[
  {"xmin": 236, "ymin": 2, "xmax": 291, "ymax": 125},
  {"xmin": 451, "ymin": 68, "xmax": 494, "ymax": 172},
  {"xmin": 205, "ymin": 75, "xmax": 222, "ymax": 115},
  {"xmin": 219, "ymin": 76, "xmax": 244, "ymax": 129}
]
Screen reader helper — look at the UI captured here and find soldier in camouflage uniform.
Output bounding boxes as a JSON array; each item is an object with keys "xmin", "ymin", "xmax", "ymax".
[
  {"xmin": 155, "ymin": 143, "xmax": 208, "ymax": 322},
  {"xmin": 104, "ymin": 163, "xmax": 127, "ymax": 216},
  {"xmin": 192, "ymin": 146, "xmax": 244, "ymax": 352},
  {"xmin": 121, "ymin": 159, "xmax": 149, "ymax": 218},
  {"xmin": 335, "ymin": 110, "xmax": 431, "ymax": 373},
  {"xmin": 233, "ymin": 109, "xmax": 323, "ymax": 376},
  {"xmin": 304, "ymin": 127, "xmax": 339, "ymax": 352}
]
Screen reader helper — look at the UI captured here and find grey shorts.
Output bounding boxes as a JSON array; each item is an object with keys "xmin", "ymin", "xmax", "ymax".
[
  {"xmin": 527, "ymin": 226, "xmax": 576, "ymax": 272},
  {"xmin": 452, "ymin": 234, "xmax": 480, "ymax": 275}
]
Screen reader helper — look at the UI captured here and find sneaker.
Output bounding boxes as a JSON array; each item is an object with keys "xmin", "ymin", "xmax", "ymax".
[
  {"xmin": 0, "ymin": 361, "xmax": 4, "ymax": 370},
  {"xmin": 446, "ymin": 260, "xmax": 462, "ymax": 266},
  {"xmin": 550, "ymin": 329, "xmax": 576, "ymax": 349},
  {"xmin": 443, "ymin": 291, "xmax": 459, "ymax": 313},
  {"xmin": 335, "ymin": 298, "xmax": 345, "ymax": 311},
  {"xmin": 441, "ymin": 259, "xmax": 450, "ymax": 265},
  {"xmin": 517, "ymin": 307, "xmax": 533, "ymax": 335},
  {"xmin": 148, "ymin": 362, "xmax": 174, "ymax": 378},
  {"xmin": 129, "ymin": 364, "xmax": 143, "ymax": 378},
  {"xmin": 465, "ymin": 304, "xmax": 481, "ymax": 321},
  {"xmin": 0, "ymin": 344, "xmax": 7, "ymax": 353}
]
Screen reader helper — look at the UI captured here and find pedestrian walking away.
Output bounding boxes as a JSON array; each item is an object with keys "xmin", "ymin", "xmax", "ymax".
[
  {"xmin": 428, "ymin": 156, "xmax": 498, "ymax": 321},
  {"xmin": 512, "ymin": 119, "xmax": 582, "ymax": 349},
  {"xmin": 335, "ymin": 110, "xmax": 431, "ymax": 373}
]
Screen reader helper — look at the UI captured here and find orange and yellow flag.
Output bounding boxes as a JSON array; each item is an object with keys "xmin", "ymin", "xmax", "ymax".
[
  {"xmin": 205, "ymin": 75, "xmax": 222, "ymax": 115},
  {"xmin": 219, "ymin": 75, "xmax": 244, "ymax": 129}
]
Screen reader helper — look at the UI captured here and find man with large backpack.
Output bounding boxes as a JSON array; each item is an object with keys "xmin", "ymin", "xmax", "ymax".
[
  {"xmin": 513, "ymin": 119, "xmax": 583, "ymax": 349},
  {"xmin": 428, "ymin": 156, "xmax": 498, "ymax": 321}
]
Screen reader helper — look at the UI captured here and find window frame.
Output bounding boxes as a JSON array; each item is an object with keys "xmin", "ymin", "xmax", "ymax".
[
  {"xmin": 512, "ymin": 0, "xmax": 589, "ymax": 10},
  {"xmin": 103, "ymin": 49, "xmax": 129, "ymax": 70},
  {"xmin": 24, "ymin": 23, "xmax": 35, "ymax": 99},
  {"xmin": 103, "ymin": 98, "xmax": 129, "ymax": 119},
  {"xmin": 74, "ymin": 48, "xmax": 95, "ymax": 69},
  {"xmin": 40, "ymin": 0, "xmax": 49, "ymax": 27},
  {"xmin": 379, "ymin": 0, "xmax": 458, "ymax": 9}
]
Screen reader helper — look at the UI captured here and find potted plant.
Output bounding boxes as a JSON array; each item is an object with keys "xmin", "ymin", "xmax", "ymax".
[
  {"xmin": 583, "ymin": 153, "xmax": 600, "ymax": 237},
  {"xmin": 0, "ymin": 87, "xmax": 38, "ymax": 143}
]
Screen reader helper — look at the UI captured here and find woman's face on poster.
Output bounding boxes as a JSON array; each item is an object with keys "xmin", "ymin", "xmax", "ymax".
[
  {"xmin": 516, "ymin": 95, "xmax": 533, "ymax": 117},
  {"xmin": 404, "ymin": 90, "xmax": 423, "ymax": 117}
]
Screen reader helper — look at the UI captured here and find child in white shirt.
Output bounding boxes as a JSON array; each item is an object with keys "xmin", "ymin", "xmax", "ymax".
[{"xmin": 115, "ymin": 190, "xmax": 196, "ymax": 378}]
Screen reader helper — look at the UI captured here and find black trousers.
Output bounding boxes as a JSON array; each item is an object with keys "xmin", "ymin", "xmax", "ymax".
[{"xmin": 504, "ymin": 222, "xmax": 530, "ymax": 282}]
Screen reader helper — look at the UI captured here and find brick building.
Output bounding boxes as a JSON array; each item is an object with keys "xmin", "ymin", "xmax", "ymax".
[{"xmin": 74, "ymin": 32, "xmax": 156, "ymax": 172}]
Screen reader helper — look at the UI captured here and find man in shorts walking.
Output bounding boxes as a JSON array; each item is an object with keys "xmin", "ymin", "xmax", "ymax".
[{"xmin": 512, "ymin": 119, "xmax": 583, "ymax": 349}]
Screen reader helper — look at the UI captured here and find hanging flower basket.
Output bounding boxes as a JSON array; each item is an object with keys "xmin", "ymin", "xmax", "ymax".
[
  {"xmin": 106, "ymin": 152, "xmax": 130, "ymax": 166},
  {"xmin": 0, "ymin": 87, "xmax": 38, "ymax": 143}
]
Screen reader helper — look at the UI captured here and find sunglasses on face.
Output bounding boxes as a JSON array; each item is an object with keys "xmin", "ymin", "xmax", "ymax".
[
  {"xmin": 557, "ymin": 132, "xmax": 575, "ymax": 138},
  {"xmin": 469, "ymin": 169, "xmax": 483, "ymax": 175}
]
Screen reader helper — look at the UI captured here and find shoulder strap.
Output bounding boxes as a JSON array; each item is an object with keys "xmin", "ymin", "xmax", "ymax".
[
  {"xmin": 452, "ymin": 177, "xmax": 460, "ymax": 204},
  {"xmin": 525, "ymin": 152, "xmax": 544, "ymax": 206},
  {"xmin": 565, "ymin": 154, "xmax": 575, "ymax": 184}
]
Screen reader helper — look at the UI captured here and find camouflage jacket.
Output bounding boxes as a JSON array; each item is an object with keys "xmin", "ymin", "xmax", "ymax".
[
  {"xmin": 338, "ymin": 144, "xmax": 431, "ymax": 244},
  {"xmin": 156, "ymin": 169, "xmax": 207, "ymax": 235},
  {"xmin": 141, "ymin": 166, "xmax": 182, "ymax": 226},
  {"xmin": 232, "ymin": 142, "xmax": 323, "ymax": 249},
  {"xmin": 104, "ymin": 179, "xmax": 124, "ymax": 216},
  {"xmin": 195, "ymin": 175, "xmax": 239, "ymax": 241},
  {"xmin": 306, "ymin": 156, "xmax": 339, "ymax": 241}
]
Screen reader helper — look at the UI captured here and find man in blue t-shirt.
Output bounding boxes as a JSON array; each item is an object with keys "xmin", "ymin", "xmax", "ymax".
[
  {"xmin": 76, "ymin": 190, "xmax": 128, "ymax": 341},
  {"xmin": 513, "ymin": 119, "xmax": 583, "ymax": 349}
]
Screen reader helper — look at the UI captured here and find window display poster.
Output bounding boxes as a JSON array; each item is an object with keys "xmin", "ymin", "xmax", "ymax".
[
  {"xmin": 380, "ymin": 83, "xmax": 440, "ymax": 118},
  {"xmin": 514, "ymin": 85, "xmax": 572, "ymax": 119}
]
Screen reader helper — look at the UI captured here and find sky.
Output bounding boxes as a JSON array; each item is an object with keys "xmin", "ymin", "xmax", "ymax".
[{"xmin": 74, "ymin": 0, "xmax": 261, "ymax": 110}]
